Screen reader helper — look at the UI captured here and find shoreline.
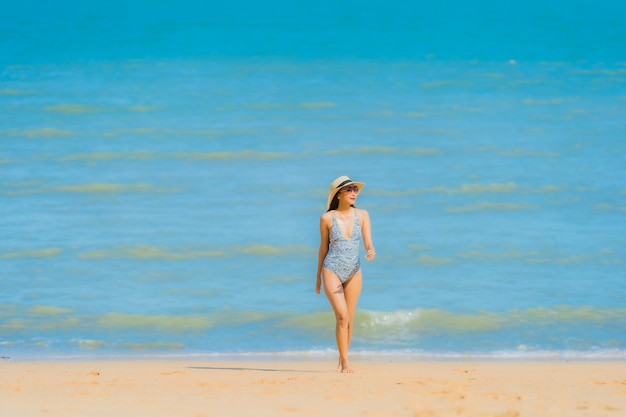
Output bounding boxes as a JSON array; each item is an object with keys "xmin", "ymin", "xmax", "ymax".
[
  {"xmin": 2, "ymin": 360, "xmax": 625, "ymax": 416},
  {"xmin": 3, "ymin": 348, "xmax": 625, "ymax": 363}
]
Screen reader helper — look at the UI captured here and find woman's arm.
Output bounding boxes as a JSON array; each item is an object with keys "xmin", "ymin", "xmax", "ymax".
[
  {"xmin": 316, "ymin": 213, "xmax": 331, "ymax": 294},
  {"xmin": 360, "ymin": 209, "xmax": 376, "ymax": 260}
]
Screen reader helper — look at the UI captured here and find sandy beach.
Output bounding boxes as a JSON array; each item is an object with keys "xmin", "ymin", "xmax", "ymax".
[{"xmin": 1, "ymin": 359, "xmax": 625, "ymax": 416}]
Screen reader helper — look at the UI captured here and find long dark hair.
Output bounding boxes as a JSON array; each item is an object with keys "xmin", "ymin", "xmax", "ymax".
[{"xmin": 327, "ymin": 191, "xmax": 356, "ymax": 211}]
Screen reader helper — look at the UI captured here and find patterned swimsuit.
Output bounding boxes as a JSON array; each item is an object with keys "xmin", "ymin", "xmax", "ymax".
[{"xmin": 323, "ymin": 209, "xmax": 362, "ymax": 283}]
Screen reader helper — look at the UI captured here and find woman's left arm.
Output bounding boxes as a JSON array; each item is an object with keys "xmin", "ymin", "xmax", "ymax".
[{"xmin": 360, "ymin": 209, "xmax": 376, "ymax": 260}]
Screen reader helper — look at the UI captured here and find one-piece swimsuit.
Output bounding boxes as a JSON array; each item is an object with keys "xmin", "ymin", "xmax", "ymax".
[{"xmin": 323, "ymin": 209, "xmax": 362, "ymax": 283}]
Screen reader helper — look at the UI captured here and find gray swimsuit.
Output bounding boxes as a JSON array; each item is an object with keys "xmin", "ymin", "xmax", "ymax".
[{"xmin": 323, "ymin": 209, "xmax": 362, "ymax": 283}]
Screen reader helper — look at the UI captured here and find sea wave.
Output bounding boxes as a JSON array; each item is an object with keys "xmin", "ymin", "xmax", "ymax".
[
  {"xmin": 76, "ymin": 243, "xmax": 314, "ymax": 259},
  {"xmin": 445, "ymin": 202, "xmax": 534, "ymax": 212},
  {"xmin": 323, "ymin": 147, "xmax": 438, "ymax": 155},
  {"xmin": 10, "ymin": 348, "xmax": 626, "ymax": 362},
  {"xmin": 0, "ymin": 182, "xmax": 180, "ymax": 195},
  {"xmin": 367, "ymin": 183, "xmax": 563, "ymax": 197},
  {"xmin": 182, "ymin": 348, "xmax": 626, "ymax": 361},
  {"xmin": 0, "ymin": 248, "xmax": 62, "ymax": 259},
  {"xmin": 42, "ymin": 103, "xmax": 162, "ymax": 114},
  {"xmin": 0, "ymin": 306, "xmax": 283, "ymax": 333},
  {"xmin": 55, "ymin": 150, "xmax": 293, "ymax": 161},
  {"xmin": 1, "ymin": 304, "xmax": 624, "ymax": 358},
  {"xmin": 403, "ymin": 246, "xmax": 623, "ymax": 266},
  {"xmin": 44, "ymin": 104, "xmax": 108, "ymax": 114},
  {"xmin": 286, "ymin": 305, "xmax": 626, "ymax": 340},
  {"xmin": 0, "ymin": 127, "xmax": 74, "ymax": 138}
]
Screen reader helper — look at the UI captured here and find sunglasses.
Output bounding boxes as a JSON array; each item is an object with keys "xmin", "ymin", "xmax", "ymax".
[{"xmin": 342, "ymin": 185, "xmax": 359, "ymax": 193}]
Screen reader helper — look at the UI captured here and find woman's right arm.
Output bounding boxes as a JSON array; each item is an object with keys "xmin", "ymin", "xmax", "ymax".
[{"xmin": 316, "ymin": 213, "xmax": 330, "ymax": 294}]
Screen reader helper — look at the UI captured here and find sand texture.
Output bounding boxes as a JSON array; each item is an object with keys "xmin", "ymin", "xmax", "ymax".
[{"xmin": 1, "ymin": 360, "xmax": 625, "ymax": 416}]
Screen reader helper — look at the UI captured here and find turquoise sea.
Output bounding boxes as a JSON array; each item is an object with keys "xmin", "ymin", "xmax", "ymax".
[{"xmin": 1, "ymin": 0, "xmax": 625, "ymax": 360}]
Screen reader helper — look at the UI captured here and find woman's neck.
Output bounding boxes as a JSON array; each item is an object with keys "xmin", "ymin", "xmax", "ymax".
[{"xmin": 335, "ymin": 203, "xmax": 352, "ymax": 213}]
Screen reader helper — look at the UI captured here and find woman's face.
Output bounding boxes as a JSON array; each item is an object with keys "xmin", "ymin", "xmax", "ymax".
[{"xmin": 340, "ymin": 185, "xmax": 359, "ymax": 205}]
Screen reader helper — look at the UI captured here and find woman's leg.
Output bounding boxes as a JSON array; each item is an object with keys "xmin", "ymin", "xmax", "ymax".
[
  {"xmin": 343, "ymin": 270, "xmax": 363, "ymax": 351},
  {"xmin": 322, "ymin": 268, "xmax": 353, "ymax": 373}
]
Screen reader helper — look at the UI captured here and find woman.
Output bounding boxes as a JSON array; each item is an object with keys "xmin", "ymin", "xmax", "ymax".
[{"xmin": 316, "ymin": 175, "xmax": 375, "ymax": 373}]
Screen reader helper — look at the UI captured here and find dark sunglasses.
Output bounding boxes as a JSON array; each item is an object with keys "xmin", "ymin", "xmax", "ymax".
[{"xmin": 342, "ymin": 185, "xmax": 359, "ymax": 193}]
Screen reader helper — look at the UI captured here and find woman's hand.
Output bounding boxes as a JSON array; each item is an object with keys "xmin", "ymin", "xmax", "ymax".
[
  {"xmin": 360, "ymin": 210, "xmax": 375, "ymax": 261},
  {"xmin": 315, "ymin": 277, "xmax": 322, "ymax": 294}
]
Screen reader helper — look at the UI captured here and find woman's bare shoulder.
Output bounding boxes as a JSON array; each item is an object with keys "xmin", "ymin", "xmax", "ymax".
[{"xmin": 356, "ymin": 208, "xmax": 370, "ymax": 218}]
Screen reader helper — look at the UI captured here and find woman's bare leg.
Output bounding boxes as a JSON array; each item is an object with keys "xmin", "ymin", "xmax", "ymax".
[
  {"xmin": 322, "ymin": 269, "xmax": 362, "ymax": 373},
  {"xmin": 343, "ymin": 271, "xmax": 362, "ymax": 351},
  {"xmin": 337, "ymin": 271, "xmax": 362, "ymax": 372},
  {"xmin": 322, "ymin": 269, "xmax": 353, "ymax": 373}
]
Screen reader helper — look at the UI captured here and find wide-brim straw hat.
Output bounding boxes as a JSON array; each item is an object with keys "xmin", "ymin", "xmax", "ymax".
[{"xmin": 326, "ymin": 175, "xmax": 365, "ymax": 210}]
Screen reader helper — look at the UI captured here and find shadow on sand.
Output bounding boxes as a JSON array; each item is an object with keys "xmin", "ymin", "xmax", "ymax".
[{"xmin": 188, "ymin": 366, "xmax": 325, "ymax": 373}]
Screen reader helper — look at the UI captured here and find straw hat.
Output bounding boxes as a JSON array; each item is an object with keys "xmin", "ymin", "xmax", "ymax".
[{"xmin": 326, "ymin": 175, "xmax": 365, "ymax": 210}]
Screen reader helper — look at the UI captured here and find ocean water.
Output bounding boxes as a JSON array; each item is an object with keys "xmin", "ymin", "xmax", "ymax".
[{"xmin": 1, "ymin": 0, "xmax": 625, "ymax": 360}]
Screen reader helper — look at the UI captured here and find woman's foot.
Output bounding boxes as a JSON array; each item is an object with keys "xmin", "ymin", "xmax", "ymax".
[
  {"xmin": 341, "ymin": 365, "xmax": 354, "ymax": 374},
  {"xmin": 337, "ymin": 358, "xmax": 354, "ymax": 373},
  {"xmin": 340, "ymin": 362, "xmax": 355, "ymax": 373}
]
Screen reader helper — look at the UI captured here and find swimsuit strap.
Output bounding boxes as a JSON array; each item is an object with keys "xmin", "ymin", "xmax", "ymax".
[{"xmin": 330, "ymin": 210, "xmax": 339, "ymax": 230}]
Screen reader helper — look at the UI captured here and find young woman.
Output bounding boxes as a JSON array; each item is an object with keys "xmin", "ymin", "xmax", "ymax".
[{"xmin": 316, "ymin": 176, "xmax": 375, "ymax": 373}]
